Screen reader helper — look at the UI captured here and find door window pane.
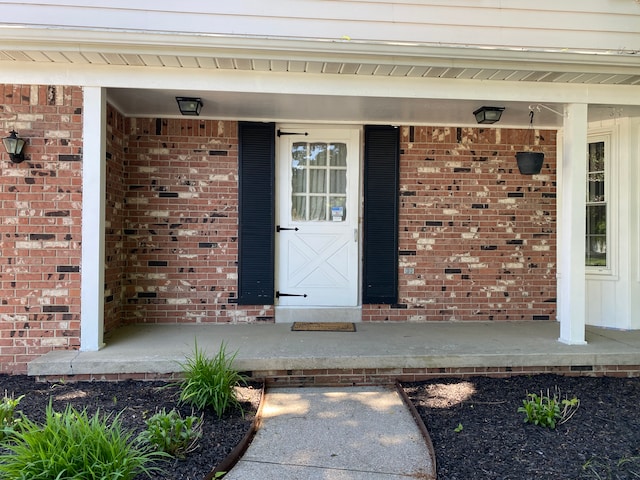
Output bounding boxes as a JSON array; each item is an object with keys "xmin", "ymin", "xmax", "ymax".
[
  {"xmin": 309, "ymin": 197, "xmax": 326, "ymax": 221},
  {"xmin": 309, "ymin": 169, "xmax": 326, "ymax": 193},
  {"xmin": 291, "ymin": 141, "xmax": 348, "ymax": 221},
  {"xmin": 330, "ymin": 196, "xmax": 346, "ymax": 211},
  {"xmin": 330, "ymin": 170, "xmax": 347, "ymax": 194},
  {"xmin": 330, "ymin": 143, "xmax": 347, "ymax": 166},
  {"xmin": 292, "ymin": 168, "xmax": 306, "ymax": 194},
  {"xmin": 292, "ymin": 143, "xmax": 308, "ymax": 166},
  {"xmin": 310, "ymin": 143, "xmax": 327, "ymax": 166},
  {"xmin": 292, "ymin": 196, "xmax": 306, "ymax": 221}
]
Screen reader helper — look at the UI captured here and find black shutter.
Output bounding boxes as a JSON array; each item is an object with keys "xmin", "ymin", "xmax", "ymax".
[
  {"xmin": 237, "ymin": 122, "xmax": 275, "ymax": 305},
  {"xmin": 363, "ymin": 125, "xmax": 399, "ymax": 304}
]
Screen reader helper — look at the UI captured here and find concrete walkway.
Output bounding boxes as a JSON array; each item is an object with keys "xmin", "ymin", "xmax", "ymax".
[{"xmin": 224, "ymin": 386, "xmax": 435, "ymax": 480}]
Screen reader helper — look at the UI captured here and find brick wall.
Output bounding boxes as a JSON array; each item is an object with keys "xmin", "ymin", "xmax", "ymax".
[
  {"xmin": 104, "ymin": 104, "xmax": 127, "ymax": 332},
  {"xmin": 116, "ymin": 116, "xmax": 273, "ymax": 326},
  {"xmin": 0, "ymin": 91, "xmax": 557, "ymax": 374},
  {"xmin": 0, "ymin": 84, "xmax": 83, "ymax": 374},
  {"xmin": 117, "ymin": 120, "xmax": 555, "ymax": 326},
  {"xmin": 363, "ymin": 126, "xmax": 556, "ymax": 321}
]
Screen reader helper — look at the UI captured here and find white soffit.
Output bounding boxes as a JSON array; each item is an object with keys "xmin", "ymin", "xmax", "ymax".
[
  {"xmin": 1, "ymin": 28, "xmax": 639, "ymax": 125},
  {"xmin": 0, "ymin": 28, "xmax": 639, "ymax": 86}
]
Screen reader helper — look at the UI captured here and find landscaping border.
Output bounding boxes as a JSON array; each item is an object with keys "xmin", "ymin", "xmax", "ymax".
[{"xmin": 206, "ymin": 382, "xmax": 266, "ymax": 479}]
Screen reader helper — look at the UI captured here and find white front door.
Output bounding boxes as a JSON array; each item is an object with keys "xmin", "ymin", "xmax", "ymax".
[{"xmin": 276, "ymin": 126, "xmax": 360, "ymax": 310}]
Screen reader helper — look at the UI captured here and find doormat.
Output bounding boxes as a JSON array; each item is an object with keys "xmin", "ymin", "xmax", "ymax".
[{"xmin": 291, "ymin": 322, "xmax": 356, "ymax": 332}]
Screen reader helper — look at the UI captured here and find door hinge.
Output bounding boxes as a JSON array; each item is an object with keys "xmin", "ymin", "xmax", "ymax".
[
  {"xmin": 277, "ymin": 130, "xmax": 309, "ymax": 137},
  {"xmin": 276, "ymin": 291, "xmax": 308, "ymax": 298},
  {"xmin": 276, "ymin": 225, "xmax": 299, "ymax": 232}
]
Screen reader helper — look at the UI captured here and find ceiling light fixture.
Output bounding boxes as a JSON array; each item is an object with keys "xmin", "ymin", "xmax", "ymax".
[
  {"xmin": 473, "ymin": 106, "xmax": 505, "ymax": 124},
  {"xmin": 176, "ymin": 97, "xmax": 203, "ymax": 116}
]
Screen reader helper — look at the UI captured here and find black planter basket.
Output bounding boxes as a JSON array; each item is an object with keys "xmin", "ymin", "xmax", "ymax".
[{"xmin": 515, "ymin": 151, "xmax": 544, "ymax": 175}]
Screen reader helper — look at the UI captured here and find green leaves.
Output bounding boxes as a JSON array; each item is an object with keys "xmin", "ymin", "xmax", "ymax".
[
  {"xmin": 0, "ymin": 403, "xmax": 167, "ymax": 479},
  {"xmin": 140, "ymin": 408, "xmax": 202, "ymax": 459},
  {"xmin": 0, "ymin": 393, "xmax": 24, "ymax": 441},
  {"xmin": 517, "ymin": 388, "xmax": 580, "ymax": 429},
  {"xmin": 179, "ymin": 341, "xmax": 247, "ymax": 418}
]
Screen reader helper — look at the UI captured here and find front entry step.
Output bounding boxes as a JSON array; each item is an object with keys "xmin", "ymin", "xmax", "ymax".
[{"xmin": 275, "ymin": 307, "xmax": 361, "ymax": 323}]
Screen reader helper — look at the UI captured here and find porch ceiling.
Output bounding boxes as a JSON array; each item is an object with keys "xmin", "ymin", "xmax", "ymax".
[{"xmin": 108, "ymin": 88, "xmax": 581, "ymax": 128}]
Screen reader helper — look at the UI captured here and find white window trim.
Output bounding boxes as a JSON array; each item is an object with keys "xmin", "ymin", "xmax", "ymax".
[{"xmin": 586, "ymin": 127, "xmax": 618, "ymax": 279}]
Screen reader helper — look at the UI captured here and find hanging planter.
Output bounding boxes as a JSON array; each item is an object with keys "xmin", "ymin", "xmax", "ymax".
[
  {"xmin": 515, "ymin": 151, "xmax": 544, "ymax": 175},
  {"xmin": 515, "ymin": 110, "xmax": 544, "ymax": 175}
]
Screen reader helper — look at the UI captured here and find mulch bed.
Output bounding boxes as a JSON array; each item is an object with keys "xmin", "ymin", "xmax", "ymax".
[
  {"xmin": 4, "ymin": 373, "xmax": 640, "ymax": 479},
  {"xmin": 0, "ymin": 375, "xmax": 261, "ymax": 480},
  {"xmin": 402, "ymin": 374, "xmax": 640, "ymax": 480}
]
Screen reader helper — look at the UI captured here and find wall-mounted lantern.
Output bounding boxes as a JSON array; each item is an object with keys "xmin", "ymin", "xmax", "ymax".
[{"xmin": 2, "ymin": 130, "xmax": 26, "ymax": 163}]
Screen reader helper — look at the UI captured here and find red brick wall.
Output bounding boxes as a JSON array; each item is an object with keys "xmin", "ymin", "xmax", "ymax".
[
  {"xmin": 118, "ymin": 117, "xmax": 273, "ymax": 325},
  {"xmin": 118, "ymin": 120, "xmax": 555, "ymax": 326},
  {"xmin": 0, "ymin": 85, "xmax": 83, "ymax": 374},
  {"xmin": 104, "ymin": 104, "xmax": 127, "ymax": 332},
  {"xmin": 0, "ymin": 90, "xmax": 557, "ymax": 374},
  {"xmin": 363, "ymin": 126, "xmax": 557, "ymax": 321}
]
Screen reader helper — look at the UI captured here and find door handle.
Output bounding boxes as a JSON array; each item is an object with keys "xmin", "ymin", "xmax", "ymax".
[{"xmin": 354, "ymin": 228, "xmax": 358, "ymax": 242}]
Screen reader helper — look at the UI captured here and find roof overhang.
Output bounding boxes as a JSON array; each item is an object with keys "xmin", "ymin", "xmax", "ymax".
[{"xmin": 1, "ymin": 26, "xmax": 639, "ymax": 126}]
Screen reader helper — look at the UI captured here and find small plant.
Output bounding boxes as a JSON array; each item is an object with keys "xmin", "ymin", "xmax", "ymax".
[
  {"xmin": 518, "ymin": 387, "xmax": 579, "ymax": 429},
  {"xmin": 0, "ymin": 403, "xmax": 167, "ymax": 479},
  {"xmin": 179, "ymin": 341, "xmax": 247, "ymax": 417},
  {"xmin": 582, "ymin": 457, "xmax": 611, "ymax": 479},
  {"xmin": 140, "ymin": 408, "xmax": 203, "ymax": 459},
  {"xmin": 581, "ymin": 456, "xmax": 640, "ymax": 479},
  {"xmin": 453, "ymin": 423, "xmax": 463, "ymax": 433},
  {"xmin": 617, "ymin": 456, "xmax": 640, "ymax": 478},
  {"xmin": 0, "ymin": 392, "xmax": 24, "ymax": 441}
]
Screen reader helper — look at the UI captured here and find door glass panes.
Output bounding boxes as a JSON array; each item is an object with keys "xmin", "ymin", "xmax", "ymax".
[
  {"xmin": 586, "ymin": 140, "xmax": 607, "ymax": 267},
  {"xmin": 310, "ymin": 143, "xmax": 327, "ymax": 166},
  {"xmin": 292, "ymin": 168, "xmax": 306, "ymax": 193},
  {"xmin": 291, "ymin": 142, "xmax": 348, "ymax": 221},
  {"xmin": 310, "ymin": 170, "xmax": 326, "ymax": 193},
  {"xmin": 330, "ymin": 143, "xmax": 347, "ymax": 166},
  {"xmin": 330, "ymin": 170, "xmax": 346, "ymax": 193}
]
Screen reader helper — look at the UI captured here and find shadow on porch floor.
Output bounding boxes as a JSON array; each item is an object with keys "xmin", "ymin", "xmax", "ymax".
[{"xmin": 28, "ymin": 321, "xmax": 640, "ymax": 384}]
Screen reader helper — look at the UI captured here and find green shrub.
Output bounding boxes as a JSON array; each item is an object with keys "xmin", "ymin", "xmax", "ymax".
[
  {"xmin": 0, "ymin": 393, "xmax": 24, "ymax": 441},
  {"xmin": 0, "ymin": 403, "xmax": 167, "ymax": 479},
  {"xmin": 140, "ymin": 408, "xmax": 203, "ymax": 459},
  {"xmin": 179, "ymin": 341, "xmax": 246, "ymax": 417},
  {"xmin": 517, "ymin": 387, "xmax": 580, "ymax": 429}
]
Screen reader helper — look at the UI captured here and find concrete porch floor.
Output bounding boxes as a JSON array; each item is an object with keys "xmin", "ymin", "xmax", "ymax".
[{"xmin": 28, "ymin": 321, "xmax": 640, "ymax": 382}]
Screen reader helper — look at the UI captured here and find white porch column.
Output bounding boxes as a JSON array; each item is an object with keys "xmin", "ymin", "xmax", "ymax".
[
  {"xmin": 80, "ymin": 86, "xmax": 106, "ymax": 351},
  {"xmin": 558, "ymin": 103, "xmax": 588, "ymax": 345}
]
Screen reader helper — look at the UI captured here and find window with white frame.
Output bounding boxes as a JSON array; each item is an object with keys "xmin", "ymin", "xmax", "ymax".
[{"xmin": 585, "ymin": 136, "xmax": 608, "ymax": 268}]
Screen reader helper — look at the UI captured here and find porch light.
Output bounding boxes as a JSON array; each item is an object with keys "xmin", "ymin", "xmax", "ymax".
[
  {"xmin": 473, "ymin": 106, "xmax": 505, "ymax": 124},
  {"xmin": 176, "ymin": 97, "xmax": 203, "ymax": 116},
  {"xmin": 2, "ymin": 130, "xmax": 26, "ymax": 163}
]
